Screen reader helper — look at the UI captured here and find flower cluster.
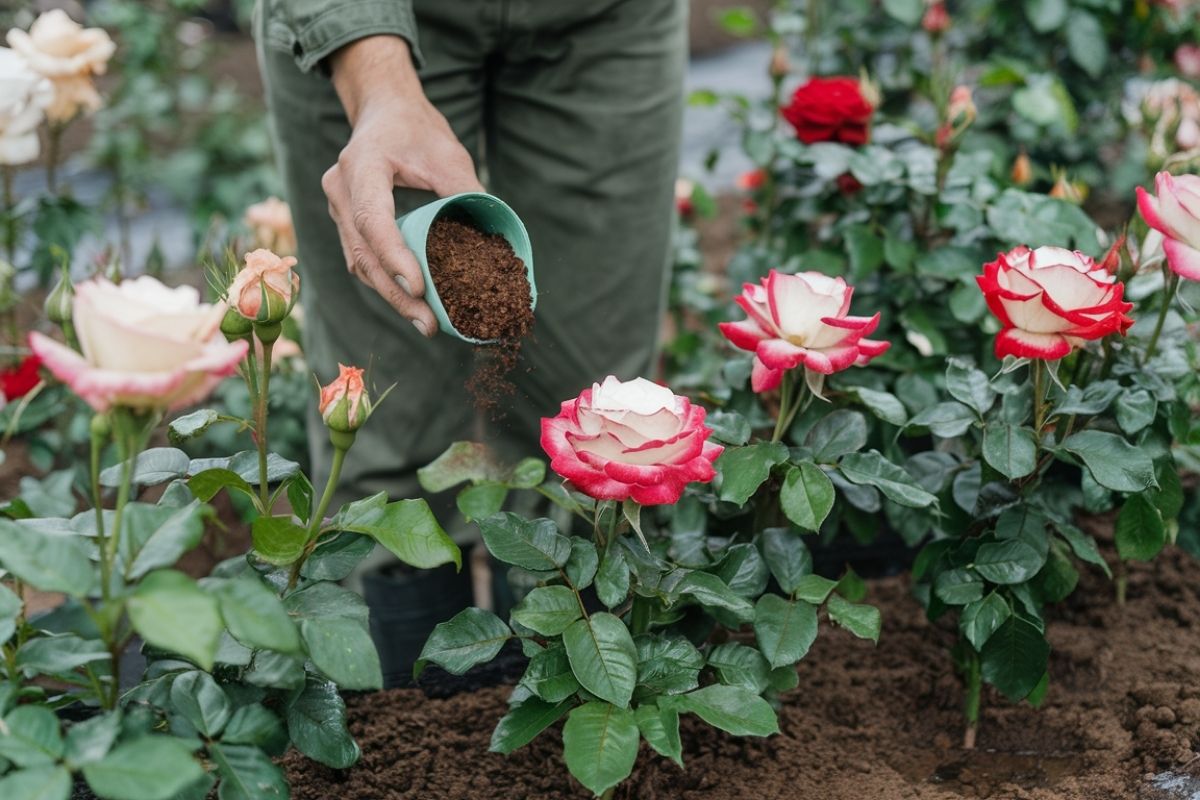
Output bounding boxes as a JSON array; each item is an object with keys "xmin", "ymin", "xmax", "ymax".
[{"xmin": 6, "ymin": 10, "xmax": 114, "ymax": 125}]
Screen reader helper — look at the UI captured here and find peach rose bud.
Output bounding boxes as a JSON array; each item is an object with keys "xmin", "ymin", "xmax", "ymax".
[
  {"xmin": 319, "ymin": 364, "xmax": 370, "ymax": 433},
  {"xmin": 227, "ymin": 249, "xmax": 299, "ymax": 326}
]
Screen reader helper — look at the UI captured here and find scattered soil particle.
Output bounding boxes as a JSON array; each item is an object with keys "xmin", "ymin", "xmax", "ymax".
[
  {"xmin": 284, "ymin": 541, "xmax": 1200, "ymax": 800},
  {"xmin": 426, "ymin": 217, "xmax": 533, "ymax": 415}
]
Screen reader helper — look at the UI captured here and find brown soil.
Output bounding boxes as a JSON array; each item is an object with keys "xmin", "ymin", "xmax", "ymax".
[
  {"xmin": 426, "ymin": 217, "xmax": 534, "ymax": 415},
  {"xmin": 283, "ymin": 545, "xmax": 1200, "ymax": 799}
]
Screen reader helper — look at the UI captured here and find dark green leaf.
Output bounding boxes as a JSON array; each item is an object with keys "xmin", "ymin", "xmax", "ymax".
[
  {"xmin": 82, "ymin": 737, "xmax": 204, "ymax": 800},
  {"xmin": 210, "ymin": 743, "xmax": 287, "ymax": 800},
  {"xmin": 562, "ymin": 702, "xmax": 639, "ymax": 797},
  {"xmin": 934, "ymin": 567, "xmax": 984, "ymax": 605},
  {"xmin": 170, "ymin": 671, "xmax": 231, "ymax": 737},
  {"xmin": 981, "ymin": 616, "xmax": 1050, "ymax": 702},
  {"xmin": 490, "ymin": 697, "xmax": 571, "ymax": 755},
  {"xmin": 826, "ymin": 594, "xmax": 880, "ymax": 642},
  {"xmin": 250, "ymin": 516, "xmax": 307, "ymax": 567},
  {"xmin": 634, "ymin": 704, "xmax": 682, "ymax": 767},
  {"xmin": 805, "ymin": 410, "xmax": 868, "ymax": 462},
  {"xmin": 753, "ymin": 594, "xmax": 818, "ymax": 668},
  {"xmin": 562, "ymin": 613, "xmax": 637, "ymax": 708},
  {"xmin": 595, "ymin": 548, "xmax": 630, "ymax": 609},
  {"xmin": 960, "ymin": 593, "xmax": 1011, "ymax": 650},
  {"xmin": 982, "ymin": 425, "xmax": 1038, "ymax": 480},
  {"xmin": 416, "ymin": 607, "xmax": 511, "ymax": 677},
  {"xmin": 286, "ymin": 677, "xmax": 359, "ymax": 769},
  {"xmin": 0, "ymin": 706, "xmax": 62, "ymax": 767},
  {"xmin": 838, "ymin": 452, "xmax": 938, "ymax": 509},
  {"xmin": 332, "ymin": 494, "xmax": 461, "ymax": 570},
  {"xmin": 456, "ymin": 483, "xmax": 508, "ymax": 522},
  {"xmin": 714, "ymin": 442, "xmax": 789, "ymax": 505},
  {"xmin": 0, "ymin": 766, "xmax": 71, "ymax": 800},
  {"xmin": 759, "ymin": 527, "xmax": 812, "ymax": 594},
  {"xmin": 666, "ymin": 684, "xmax": 778, "ymax": 736},
  {"xmin": 520, "ymin": 645, "xmax": 581, "ymax": 703},
  {"xmin": 128, "ymin": 570, "xmax": 221, "ymax": 670},
  {"xmin": 779, "ymin": 463, "xmax": 835, "ymax": 533},
  {"xmin": 635, "ymin": 635, "xmax": 704, "ymax": 696},
  {"xmin": 1060, "ymin": 431, "xmax": 1156, "ymax": 492},
  {"xmin": 511, "ymin": 586, "xmax": 583, "ymax": 636},
  {"xmin": 1115, "ymin": 493, "xmax": 1166, "ymax": 562},
  {"xmin": 215, "ymin": 576, "xmax": 301, "ymax": 653},
  {"xmin": 478, "ymin": 513, "xmax": 571, "ymax": 571},
  {"xmin": 0, "ymin": 519, "xmax": 93, "ymax": 596},
  {"xmin": 973, "ymin": 539, "xmax": 1046, "ymax": 584},
  {"xmin": 167, "ymin": 409, "xmax": 220, "ymax": 443}
]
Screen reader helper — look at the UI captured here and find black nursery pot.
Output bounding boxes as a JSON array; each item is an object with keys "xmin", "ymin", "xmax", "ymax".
[{"xmin": 362, "ymin": 548, "xmax": 476, "ymax": 689}]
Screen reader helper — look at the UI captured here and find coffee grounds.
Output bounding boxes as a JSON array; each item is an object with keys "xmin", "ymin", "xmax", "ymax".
[
  {"xmin": 426, "ymin": 218, "xmax": 534, "ymax": 415},
  {"xmin": 284, "ymin": 533, "xmax": 1200, "ymax": 800}
]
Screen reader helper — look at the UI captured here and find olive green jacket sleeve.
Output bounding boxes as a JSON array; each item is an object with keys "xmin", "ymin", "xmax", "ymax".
[{"xmin": 262, "ymin": 0, "xmax": 423, "ymax": 74}]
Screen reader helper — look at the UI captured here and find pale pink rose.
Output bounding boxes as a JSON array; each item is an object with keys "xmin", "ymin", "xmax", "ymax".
[
  {"xmin": 7, "ymin": 10, "xmax": 115, "ymax": 122},
  {"xmin": 319, "ymin": 363, "xmax": 369, "ymax": 433},
  {"xmin": 1138, "ymin": 171, "xmax": 1200, "ymax": 281},
  {"xmin": 540, "ymin": 377, "xmax": 722, "ymax": 506},
  {"xmin": 977, "ymin": 246, "xmax": 1134, "ymax": 360},
  {"xmin": 29, "ymin": 277, "xmax": 248, "ymax": 412},
  {"xmin": 243, "ymin": 197, "xmax": 297, "ymax": 256},
  {"xmin": 1175, "ymin": 44, "xmax": 1200, "ymax": 79},
  {"xmin": 0, "ymin": 47, "xmax": 52, "ymax": 165},
  {"xmin": 228, "ymin": 249, "xmax": 299, "ymax": 323},
  {"xmin": 719, "ymin": 270, "xmax": 890, "ymax": 392}
]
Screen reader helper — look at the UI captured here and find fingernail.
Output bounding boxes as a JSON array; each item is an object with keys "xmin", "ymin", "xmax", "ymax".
[
  {"xmin": 396, "ymin": 275, "xmax": 412, "ymax": 295},
  {"xmin": 412, "ymin": 318, "xmax": 431, "ymax": 337}
]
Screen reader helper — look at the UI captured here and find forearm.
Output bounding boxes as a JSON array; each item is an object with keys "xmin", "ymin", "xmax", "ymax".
[
  {"xmin": 331, "ymin": 35, "xmax": 424, "ymax": 125},
  {"xmin": 267, "ymin": 0, "xmax": 423, "ymax": 74}
]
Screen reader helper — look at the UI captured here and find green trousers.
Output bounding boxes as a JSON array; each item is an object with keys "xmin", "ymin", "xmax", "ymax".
[{"xmin": 256, "ymin": 0, "xmax": 687, "ymax": 515}]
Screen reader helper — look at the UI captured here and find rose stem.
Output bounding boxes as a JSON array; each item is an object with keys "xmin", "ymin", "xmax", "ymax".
[
  {"xmin": 771, "ymin": 371, "xmax": 795, "ymax": 443},
  {"xmin": 90, "ymin": 416, "xmax": 110, "ymax": 602},
  {"xmin": 255, "ymin": 339, "xmax": 274, "ymax": 511},
  {"xmin": 1031, "ymin": 359, "xmax": 1047, "ymax": 439},
  {"xmin": 1141, "ymin": 266, "xmax": 1179, "ymax": 366},
  {"xmin": 963, "ymin": 648, "xmax": 981, "ymax": 750},
  {"xmin": 287, "ymin": 434, "xmax": 351, "ymax": 592}
]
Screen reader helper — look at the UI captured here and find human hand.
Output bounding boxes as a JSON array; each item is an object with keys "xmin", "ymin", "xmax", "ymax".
[{"xmin": 324, "ymin": 36, "xmax": 484, "ymax": 336}]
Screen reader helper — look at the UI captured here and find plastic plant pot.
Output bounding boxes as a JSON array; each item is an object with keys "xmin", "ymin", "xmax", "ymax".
[{"xmin": 395, "ymin": 192, "xmax": 537, "ymax": 344}]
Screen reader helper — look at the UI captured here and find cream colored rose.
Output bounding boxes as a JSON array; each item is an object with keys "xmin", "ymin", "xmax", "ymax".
[
  {"xmin": 7, "ymin": 10, "xmax": 115, "ymax": 123},
  {"xmin": 0, "ymin": 47, "xmax": 52, "ymax": 165},
  {"xmin": 29, "ymin": 277, "xmax": 247, "ymax": 413},
  {"xmin": 243, "ymin": 197, "xmax": 297, "ymax": 256}
]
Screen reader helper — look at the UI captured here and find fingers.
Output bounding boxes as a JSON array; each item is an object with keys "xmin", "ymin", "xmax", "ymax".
[
  {"xmin": 340, "ymin": 156, "xmax": 429, "ymax": 301},
  {"xmin": 322, "ymin": 164, "xmax": 437, "ymax": 337}
]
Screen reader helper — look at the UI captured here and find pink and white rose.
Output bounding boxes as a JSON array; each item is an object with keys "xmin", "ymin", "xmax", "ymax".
[
  {"xmin": 6, "ymin": 10, "xmax": 115, "ymax": 122},
  {"xmin": 1137, "ymin": 171, "xmax": 1200, "ymax": 281},
  {"xmin": 0, "ymin": 47, "xmax": 52, "ymax": 165},
  {"xmin": 976, "ymin": 246, "xmax": 1134, "ymax": 360},
  {"xmin": 540, "ymin": 376, "xmax": 723, "ymax": 506},
  {"xmin": 718, "ymin": 270, "xmax": 889, "ymax": 393},
  {"xmin": 29, "ymin": 277, "xmax": 247, "ymax": 412}
]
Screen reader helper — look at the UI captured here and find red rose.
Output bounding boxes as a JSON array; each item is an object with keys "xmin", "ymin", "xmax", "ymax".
[
  {"xmin": 0, "ymin": 354, "xmax": 42, "ymax": 401},
  {"xmin": 976, "ymin": 246, "xmax": 1133, "ymax": 360},
  {"xmin": 540, "ymin": 376, "xmax": 723, "ymax": 506},
  {"xmin": 781, "ymin": 77, "xmax": 875, "ymax": 145}
]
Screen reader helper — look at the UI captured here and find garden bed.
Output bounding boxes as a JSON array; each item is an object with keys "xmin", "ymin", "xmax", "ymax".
[{"xmin": 284, "ymin": 544, "xmax": 1200, "ymax": 800}]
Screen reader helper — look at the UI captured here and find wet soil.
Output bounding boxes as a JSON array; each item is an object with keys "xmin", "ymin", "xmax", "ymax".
[
  {"xmin": 283, "ymin": 544, "xmax": 1200, "ymax": 799},
  {"xmin": 426, "ymin": 217, "xmax": 534, "ymax": 416}
]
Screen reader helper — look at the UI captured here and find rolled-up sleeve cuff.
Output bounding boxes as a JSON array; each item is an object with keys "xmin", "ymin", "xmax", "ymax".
[{"xmin": 292, "ymin": 1, "xmax": 423, "ymax": 74}]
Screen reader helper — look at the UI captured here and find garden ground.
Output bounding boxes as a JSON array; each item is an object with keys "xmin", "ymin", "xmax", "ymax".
[{"xmin": 284, "ymin": 536, "xmax": 1200, "ymax": 800}]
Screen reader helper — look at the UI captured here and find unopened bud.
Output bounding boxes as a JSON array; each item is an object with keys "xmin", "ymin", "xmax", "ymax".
[
  {"xmin": 769, "ymin": 45, "xmax": 790, "ymax": 79},
  {"xmin": 44, "ymin": 266, "xmax": 74, "ymax": 326},
  {"xmin": 1011, "ymin": 152, "xmax": 1033, "ymax": 186}
]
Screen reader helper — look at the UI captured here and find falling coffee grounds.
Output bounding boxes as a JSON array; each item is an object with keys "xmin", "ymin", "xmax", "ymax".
[{"xmin": 426, "ymin": 217, "xmax": 534, "ymax": 413}]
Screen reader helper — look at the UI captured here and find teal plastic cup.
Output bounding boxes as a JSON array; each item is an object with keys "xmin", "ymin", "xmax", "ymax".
[{"xmin": 395, "ymin": 192, "xmax": 536, "ymax": 345}]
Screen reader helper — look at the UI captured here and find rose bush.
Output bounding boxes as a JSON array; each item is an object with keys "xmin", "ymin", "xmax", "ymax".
[
  {"xmin": 29, "ymin": 276, "xmax": 248, "ymax": 412},
  {"xmin": 976, "ymin": 246, "xmax": 1133, "ymax": 360},
  {"xmin": 719, "ymin": 270, "xmax": 889, "ymax": 391},
  {"xmin": 540, "ymin": 375, "xmax": 723, "ymax": 505},
  {"xmin": 780, "ymin": 76, "xmax": 874, "ymax": 145},
  {"xmin": 1137, "ymin": 171, "xmax": 1200, "ymax": 281},
  {"xmin": 6, "ymin": 8, "xmax": 115, "ymax": 123},
  {"xmin": 0, "ymin": 47, "xmax": 51, "ymax": 166}
]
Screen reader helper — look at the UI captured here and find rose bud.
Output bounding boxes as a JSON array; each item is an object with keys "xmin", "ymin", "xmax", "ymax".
[
  {"xmin": 29, "ymin": 277, "xmax": 248, "ymax": 412},
  {"xmin": 976, "ymin": 246, "xmax": 1133, "ymax": 360},
  {"xmin": 220, "ymin": 305, "xmax": 254, "ymax": 342},
  {"xmin": 769, "ymin": 44, "xmax": 790, "ymax": 79},
  {"xmin": 319, "ymin": 363, "xmax": 370, "ymax": 434},
  {"xmin": 922, "ymin": 0, "xmax": 950, "ymax": 33},
  {"xmin": 781, "ymin": 76, "xmax": 875, "ymax": 145},
  {"xmin": 1099, "ymin": 234, "xmax": 1127, "ymax": 276},
  {"xmin": 1137, "ymin": 171, "xmax": 1200, "ymax": 281},
  {"xmin": 44, "ymin": 265, "xmax": 73, "ymax": 326},
  {"xmin": 674, "ymin": 178, "xmax": 695, "ymax": 218},
  {"xmin": 540, "ymin": 376, "xmax": 722, "ymax": 506},
  {"xmin": 1048, "ymin": 173, "xmax": 1085, "ymax": 204},
  {"xmin": 228, "ymin": 248, "xmax": 300, "ymax": 327},
  {"xmin": 719, "ymin": 270, "xmax": 890, "ymax": 392},
  {"xmin": 1011, "ymin": 152, "xmax": 1033, "ymax": 186}
]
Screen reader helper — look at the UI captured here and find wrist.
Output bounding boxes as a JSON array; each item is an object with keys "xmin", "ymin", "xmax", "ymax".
[{"xmin": 330, "ymin": 35, "xmax": 423, "ymax": 124}]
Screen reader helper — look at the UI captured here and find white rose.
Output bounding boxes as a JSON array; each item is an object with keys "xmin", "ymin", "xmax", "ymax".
[{"xmin": 0, "ymin": 47, "xmax": 52, "ymax": 165}]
